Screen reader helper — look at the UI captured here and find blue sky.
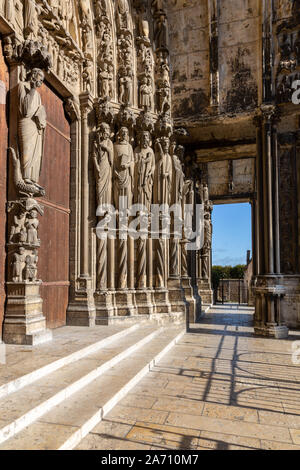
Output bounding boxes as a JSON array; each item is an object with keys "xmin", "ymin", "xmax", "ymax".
[{"xmin": 212, "ymin": 203, "xmax": 252, "ymax": 266}]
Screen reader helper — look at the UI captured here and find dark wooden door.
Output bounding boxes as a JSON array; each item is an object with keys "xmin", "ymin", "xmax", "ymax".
[
  {"xmin": 0, "ymin": 42, "xmax": 9, "ymax": 338},
  {"xmin": 38, "ymin": 84, "xmax": 70, "ymax": 329}
]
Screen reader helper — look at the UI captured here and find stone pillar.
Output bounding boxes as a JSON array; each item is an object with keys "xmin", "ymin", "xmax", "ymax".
[
  {"xmin": 180, "ymin": 179, "xmax": 199, "ymax": 323},
  {"xmin": 4, "ymin": 200, "xmax": 52, "ymax": 345},
  {"xmin": 67, "ymin": 92, "xmax": 96, "ymax": 326},
  {"xmin": 197, "ymin": 187, "xmax": 214, "ymax": 306},
  {"xmin": 253, "ymin": 105, "xmax": 288, "ymax": 338}
]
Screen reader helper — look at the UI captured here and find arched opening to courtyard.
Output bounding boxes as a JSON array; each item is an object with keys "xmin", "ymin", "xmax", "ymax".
[{"xmin": 211, "ymin": 202, "xmax": 253, "ymax": 307}]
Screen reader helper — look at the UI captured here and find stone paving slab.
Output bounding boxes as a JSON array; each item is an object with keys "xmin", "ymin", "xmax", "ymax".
[{"xmin": 77, "ymin": 305, "xmax": 300, "ymax": 450}]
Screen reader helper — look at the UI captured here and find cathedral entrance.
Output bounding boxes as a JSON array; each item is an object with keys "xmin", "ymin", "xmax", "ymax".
[
  {"xmin": 38, "ymin": 84, "xmax": 71, "ymax": 329},
  {"xmin": 0, "ymin": 41, "xmax": 8, "ymax": 339}
]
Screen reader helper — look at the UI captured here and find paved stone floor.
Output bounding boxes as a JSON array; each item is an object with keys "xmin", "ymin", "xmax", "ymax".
[{"xmin": 77, "ymin": 304, "xmax": 300, "ymax": 450}]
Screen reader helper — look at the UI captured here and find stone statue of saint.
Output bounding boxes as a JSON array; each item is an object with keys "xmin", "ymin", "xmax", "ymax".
[
  {"xmin": 154, "ymin": 13, "xmax": 169, "ymax": 50},
  {"xmin": 151, "ymin": 0, "xmax": 166, "ymax": 14},
  {"xmin": 154, "ymin": 137, "xmax": 173, "ymax": 205},
  {"xmin": 119, "ymin": 67, "xmax": 133, "ymax": 105},
  {"xmin": 113, "ymin": 127, "xmax": 135, "ymax": 210},
  {"xmin": 117, "ymin": 0, "xmax": 131, "ymax": 30},
  {"xmin": 98, "ymin": 63, "xmax": 111, "ymax": 97},
  {"xmin": 137, "ymin": 2, "xmax": 150, "ymax": 40},
  {"xmin": 139, "ymin": 76, "xmax": 152, "ymax": 110},
  {"xmin": 18, "ymin": 68, "xmax": 46, "ymax": 186},
  {"xmin": 203, "ymin": 213, "xmax": 212, "ymax": 252},
  {"xmin": 25, "ymin": 209, "xmax": 40, "ymax": 245},
  {"xmin": 12, "ymin": 247, "xmax": 26, "ymax": 283},
  {"xmin": 93, "ymin": 123, "xmax": 114, "ymax": 206},
  {"xmin": 134, "ymin": 131, "xmax": 155, "ymax": 211},
  {"xmin": 170, "ymin": 144, "xmax": 184, "ymax": 206},
  {"xmin": 202, "ymin": 212, "xmax": 212, "ymax": 279},
  {"xmin": 24, "ymin": 0, "xmax": 40, "ymax": 38},
  {"xmin": 9, "ymin": 208, "xmax": 26, "ymax": 243},
  {"xmin": 25, "ymin": 250, "xmax": 38, "ymax": 282}
]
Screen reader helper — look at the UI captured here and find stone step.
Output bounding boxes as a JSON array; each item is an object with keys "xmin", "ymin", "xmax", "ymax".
[
  {"xmin": 0, "ymin": 325, "xmax": 165, "ymax": 445},
  {"xmin": 0, "ymin": 326, "xmax": 185, "ymax": 450},
  {"xmin": 0, "ymin": 324, "xmax": 141, "ymax": 401}
]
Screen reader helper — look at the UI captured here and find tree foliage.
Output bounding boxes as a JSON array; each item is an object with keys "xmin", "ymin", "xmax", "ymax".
[{"xmin": 212, "ymin": 264, "xmax": 246, "ymax": 289}]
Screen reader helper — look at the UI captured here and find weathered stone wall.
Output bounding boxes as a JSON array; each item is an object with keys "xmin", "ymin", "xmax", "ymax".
[{"xmin": 167, "ymin": 0, "xmax": 260, "ymax": 121}]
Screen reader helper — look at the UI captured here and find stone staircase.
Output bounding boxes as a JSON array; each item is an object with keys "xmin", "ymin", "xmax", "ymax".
[{"xmin": 0, "ymin": 323, "xmax": 185, "ymax": 450}]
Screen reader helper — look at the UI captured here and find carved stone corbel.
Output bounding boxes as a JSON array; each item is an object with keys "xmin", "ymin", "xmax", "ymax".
[{"xmin": 64, "ymin": 96, "xmax": 81, "ymax": 123}]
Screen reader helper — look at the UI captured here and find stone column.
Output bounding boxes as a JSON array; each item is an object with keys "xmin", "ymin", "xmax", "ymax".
[
  {"xmin": 67, "ymin": 92, "xmax": 96, "ymax": 326},
  {"xmin": 253, "ymin": 105, "xmax": 288, "ymax": 338},
  {"xmin": 197, "ymin": 191, "xmax": 214, "ymax": 306}
]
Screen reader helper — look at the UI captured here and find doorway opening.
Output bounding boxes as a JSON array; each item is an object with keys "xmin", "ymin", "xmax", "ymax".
[{"xmin": 211, "ymin": 202, "xmax": 252, "ymax": 306}]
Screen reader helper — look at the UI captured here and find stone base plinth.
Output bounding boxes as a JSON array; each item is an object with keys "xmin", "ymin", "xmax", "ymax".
[
  {"xmin": 135, "ymin": 289, "xmax": 154, "ymax": 315},
  {"xmin": 182, "ymin": 277, "xmax": 199, "ymax": 323},
  {"xmin": 115, "ymin": 289, "xmax": 136, "ymax": 316},
  {"xmin": 3, "ymin": 282, "xmax": 52, "ymax": 345},
  {"xmin": 254, "ymin": 324, "xmax": 289, "ymax": 339},
  {"xmin": 197, "ymin": 279, "xmax": 213, "ymax": 305},
  {"xmin": 153, "ymin": 289, "xmax": 172, "ymax": 314},
  {"xmin": 94, "ymin": 290, "xmax": 116, "ymax": 325},
  {"xmin": 254, "ymin": 277, "xmax": 289, "ymax": 339},
  {"xmin": 168, "ymin": 278, "xmax": 187, "ymax": 315},
  {"xmin": 67, "ymin": 277, "xmax": 96, "ymax": 327}
]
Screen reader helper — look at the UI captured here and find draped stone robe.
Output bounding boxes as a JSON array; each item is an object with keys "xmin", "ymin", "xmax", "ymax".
[
  {"xmin": 154, "ymin": 152, "xmax": 172, "ymax": 206},
  {"xmin": 134, "ymin": 146, "xmax": 155, "ymax": 211},
  {"xmin": 113, "ymin": 141, "xmax": 135, "ymax": 210},
  {"xmin": 18, "ymin": 81, "xmax": 46, "ymax": 184},
  {"xmin": 93, "ymin": 139, "xmax": 114, "ymax": 206}
]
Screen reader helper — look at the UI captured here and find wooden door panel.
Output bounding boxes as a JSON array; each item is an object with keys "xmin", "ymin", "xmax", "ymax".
[
  {"xmin": 0, "ymin": 43, "xmax": 9, "ymax": 337},
  {"xmin": 38, "ymin": 83, "xmax": 70, "ymax": 329}
]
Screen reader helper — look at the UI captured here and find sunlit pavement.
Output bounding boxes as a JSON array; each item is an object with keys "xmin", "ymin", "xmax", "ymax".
[{"xmin": 77, "ymin": 304, "xmax": 300, "ymax": 450}]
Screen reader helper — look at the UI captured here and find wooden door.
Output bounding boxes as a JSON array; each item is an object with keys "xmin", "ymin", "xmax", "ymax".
[
  {"xmin": 38, "ymin": 83, "xmax": 71, "ymax": 329},
  {"xmin": 0, "ymin": 42, "xmax": 9, "ymax": 338}
]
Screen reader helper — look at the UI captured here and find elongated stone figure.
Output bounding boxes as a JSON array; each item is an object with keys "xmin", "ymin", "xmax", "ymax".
[{"xmin": 18, "ymin": 68, "xmax": 46, "ymax": 185}]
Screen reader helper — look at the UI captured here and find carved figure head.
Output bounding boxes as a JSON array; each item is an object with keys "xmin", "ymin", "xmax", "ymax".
[
  {"xmin": 28, "ymin": 68, "xmax": 45, "ymax": 88},
  {"xmin": 98, "ymin": 122, "xmax": 111, "ymax": 141},
  {"xmin": 160, "ymin": 136, "xmax": 170, "ymax": 154},
  {"xmin": 29, "ymin": 209, "xmax": 38, "ymax": 218},
  {"xmin": 117, "ymin": 126, "xmax": 129, "ymax": 143},
  {"xmin": 141, "ymin": 131, "xmax": 151, "ymax": 149}
]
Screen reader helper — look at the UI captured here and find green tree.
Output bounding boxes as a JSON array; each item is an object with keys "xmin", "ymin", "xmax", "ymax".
[{"xmin": 212, "ymin": 264, "xmax": 246, "ymax": 289}]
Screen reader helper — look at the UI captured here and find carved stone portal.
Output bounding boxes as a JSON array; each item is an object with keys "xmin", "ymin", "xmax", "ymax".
[{"xmin": 3, "ymin": 43, "xmax": 52, "ymax": 345}]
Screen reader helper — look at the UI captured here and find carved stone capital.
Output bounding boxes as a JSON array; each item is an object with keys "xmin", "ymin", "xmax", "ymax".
[
  {"xmin": 21, "ymin": 39, "xmax": 52, "ymax": 72},
  {"xmin": 136, "ymin": 110, "xmax": 155, "ymax": 133},
  {"xmin": 260, "ymin": 104, "xmax": 281, "ymax": 125},
  {"xmin": 117, "ymin": 106, "xmax": 136, "ymax": 129},
  {"xmin": 79, "ymin": 92, "xmax": 94, "ymax": 119},
  {"xmin": 155, "ymin": 112, "xmax": 173, "ymax": 137},
  {"xmin": 94, "ymin": 98, "xmax": 115, "ymax": 126},
  {"xmin": 253, "ymin": 104, "xmax": 281, "ymax": 128}
]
